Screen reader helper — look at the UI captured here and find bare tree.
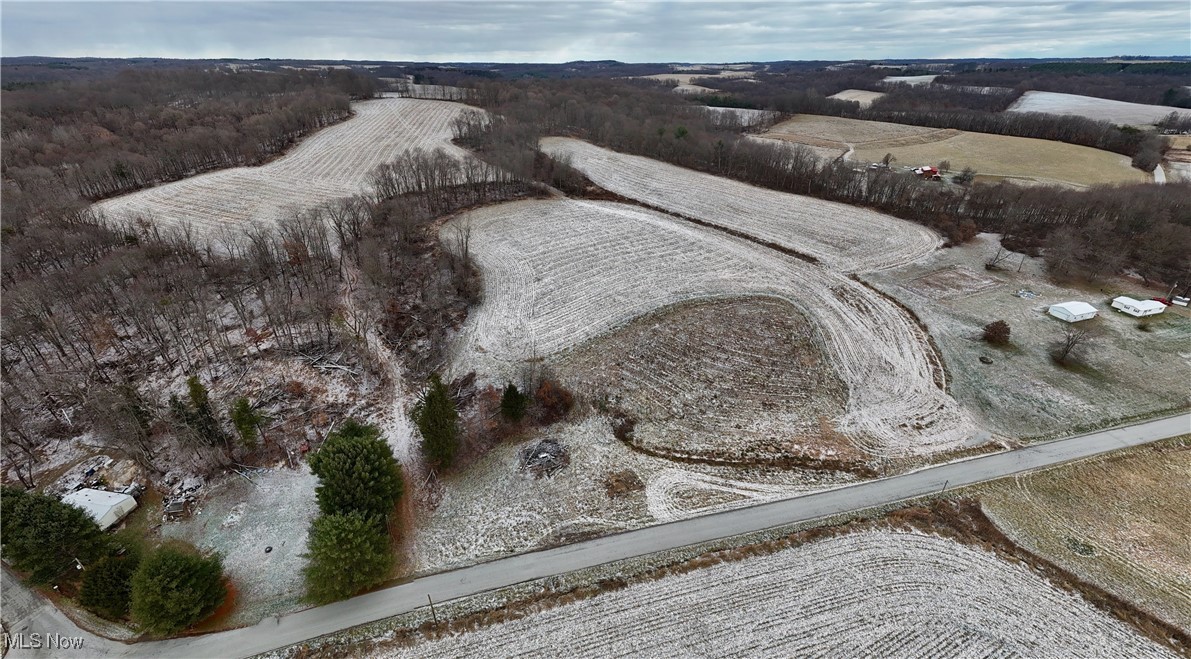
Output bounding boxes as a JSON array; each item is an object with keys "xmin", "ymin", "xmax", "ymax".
[{"xmin": 1053, "ymin": 324, "xmax": 1099, "ymax": 364}]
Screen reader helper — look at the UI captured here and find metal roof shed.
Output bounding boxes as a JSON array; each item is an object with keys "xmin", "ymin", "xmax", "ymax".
[
  {"xmin": 61, "ymin": 488, "xmax": 138, "ymax": 531},
  {"xmin": 1048, "ymin": 301, "xmax": 1098, "ymax": 323}
]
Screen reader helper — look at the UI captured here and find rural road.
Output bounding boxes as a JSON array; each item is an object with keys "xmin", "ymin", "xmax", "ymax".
[{"xmin": 3, "ymin": 412, "xmax": 1188, "ymax": 658}]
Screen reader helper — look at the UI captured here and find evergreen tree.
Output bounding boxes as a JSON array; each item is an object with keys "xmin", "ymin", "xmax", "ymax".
[
  {"xmin": 413, "ymin": 374, "xmax": 459, "ymax": 469},
  {"xmin": 80, "ymin": 553, "xmax": 140, "ymax": 620},
  {"xmin": 229, "ymin": 397, "xmax": 266, "ymax": 448},
  {"xmin": 499, "ymin": 382, "xmax": 529, "ymax": 422},
  {"xmin": 302, "ymin": 512, "xmax": 393, "ymax": 604},
  {"xmin": 0, "ymin": 486, "xmax": 108, "ymax": 584},
  {"xmin": 308, "ymin": 420, "xmax": 403, "ymax": 521},
  {"xmin": 130, "ymin": 545, "xmax": 226, "ymax": 635},
  {"xmin": 169, "ymin": 376, "xmax": 232, "ymax": 448}
]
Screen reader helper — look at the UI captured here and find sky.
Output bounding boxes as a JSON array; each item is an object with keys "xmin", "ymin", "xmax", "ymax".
[{"xmin": 2, "ymin": 1, "xmax": 1189, "ymax": 62}]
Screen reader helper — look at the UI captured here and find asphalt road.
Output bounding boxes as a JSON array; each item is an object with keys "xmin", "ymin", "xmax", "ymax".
[{"xmin": 3, "ymin": 412, "xmax": 1187, "ymax": 658}]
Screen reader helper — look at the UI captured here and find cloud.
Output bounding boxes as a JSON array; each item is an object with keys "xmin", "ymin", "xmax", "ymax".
[{"xmin": 2, "ymin": 1, "xmax": 1188, "ymax": 61}]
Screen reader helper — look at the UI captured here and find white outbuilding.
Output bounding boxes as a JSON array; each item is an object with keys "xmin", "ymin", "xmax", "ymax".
[
  {"xmin": 1111, "ymin": 296, "xmax": 1165, "ymax": 317},
  {"xmin": 61, "ymin": 488, "xmax": 138, "ymax": 531},
  {"xmin": 1047, "ymin": 301, "xmax": 1098, "ymax": 323}
]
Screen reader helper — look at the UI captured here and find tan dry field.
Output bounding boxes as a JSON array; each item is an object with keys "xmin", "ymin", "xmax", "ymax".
[
  {"xmin": 980, "ymin": 439, "xmax": 1191, "ymax": 630},
  {"xmin": 761, "ymin": 114, "xmax": 1149, "ymax": 187},
  {"xmin": 828, "ymin": 89, "xmax": 887, "ymax": 108}
]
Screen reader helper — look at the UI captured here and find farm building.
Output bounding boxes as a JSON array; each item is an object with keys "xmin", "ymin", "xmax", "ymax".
[
  {"xmin": 61, "ymin": 488, "xmax": 138, "ymax": 531},
  {"xmin": 1048, "ymin": 301, "xmax": 1098, "ymax": 323},
  {"xmin": 1111, "ymin": 296, "xmax": 1165, "ymax": 317}
]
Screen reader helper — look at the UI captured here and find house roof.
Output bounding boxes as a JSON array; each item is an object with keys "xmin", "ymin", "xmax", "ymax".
[{"xmin": 1050, "ymin": 301, "xmax": 1097, "ymax": 315}]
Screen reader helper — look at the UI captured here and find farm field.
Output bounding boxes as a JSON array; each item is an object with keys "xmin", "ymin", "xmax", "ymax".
[
  {"xmin": 93, "ymin": 97, "xmax": 474, "ymax": 236},
  {"xmin": 447, "ymin": 198, "xmax": 977, "ymax": 458},
  {"xmin": 851, "ymin": 130, "xmax": 1149, "ymax": 188},
  {"xmin": 828, "ymin": 88, "xmax": 887, "ymax": 107},
  {"xmin": 637, "ymin": 70, "xmax": 754, "ymax": 85},
  {"xmin": 555, "ymin": 297, "xmax": 855, "ymax": 466},
  {"xmin": 701, "ymin": 106, "xmax": 779, "ymax": 127},
  {"xmin": 882, "ymin": 74, "xmax": 938, "ymax": 86},
  {"xmin": 387, "ymin": 531, "xmax": 1172, "ymax": 658},
  {"xmin": 1008, "ymin": 90, "xmax": 1191, "ymax": 127},
  {"xmin": 761, "ymin": 114, "xmax": 1148, "ymax": 187},
  {"xmin": 862, "ymin": 234, "xmax": 1191, "ymax": 439},
  {"xmin": 980, "ymin": 439, "xmax": 1191, "ymax": 630},
  {"xmin": 673, "ymin": 84, "xmax": 717, "ymax": 94},
  {"xmin": 540, "ymin": 137, "xmax": 942, "ymax": 273}
]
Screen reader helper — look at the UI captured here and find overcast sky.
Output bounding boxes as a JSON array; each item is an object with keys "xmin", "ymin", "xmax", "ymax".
[{"xmin": 2, "ymin": 1, "xmax": 1189, "ymax": 62}]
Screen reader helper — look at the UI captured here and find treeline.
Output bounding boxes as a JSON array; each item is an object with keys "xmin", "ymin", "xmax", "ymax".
[
  {"xmin": 462, "ymin": 78, "xmax": 1190, "ymax": 289},
  {"xmin": 935, "ymin": 67, "xmax": 1191, "ymax": 107},
  {"xmin": 705, "ymin": 75, "xmax": 1166, "ymax": 166},
  {"xmin": 2, "ymin": 68, "xmax": 376, "ymax": 201}
]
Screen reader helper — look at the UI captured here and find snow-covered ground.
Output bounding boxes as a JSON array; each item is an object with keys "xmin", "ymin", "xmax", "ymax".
[
  {"xmin": 882, "ymin": 74, "xmax": 938, "ymax": 86},
  {"xmin": 699, "ymin": 106, "xmax": 779, "ymax": 127},
  {"xmin": 1007, "ymin": 91, "xmax": 1191, "ymax": 127},
  {"xmin": 541, "ymin": 137, "xmax": 941, "ymax": 273},
  {"xmin": 447, "ymin": 198, "xmax": 978, "ymax": 457},
  {"xmin": 387, "ymin": 531, "xmax": 1174, "ymax": 658},
  {"xmin": 93, "ymin": 97, "xmax": 475, "ymax": 236}
]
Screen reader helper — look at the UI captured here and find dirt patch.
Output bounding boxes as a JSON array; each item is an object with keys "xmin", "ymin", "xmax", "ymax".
[
  {"xmin": 554, "ymin": 297, "xmax": 857, "ymax": 468},
  {"xmin": 906, "ymin": 266, "xmax": 1003, "ymax": 300}
]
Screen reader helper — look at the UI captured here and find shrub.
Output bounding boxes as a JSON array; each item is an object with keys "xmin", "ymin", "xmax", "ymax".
[
  {"xmin": 535, "ymin": 379, "xmax": 574, "ymax": 425},
  {"xmin": 308, "ymin": 419, "xmax": 403, "ymax": 521},
  {"xmin": 302, "ymin": 512, "xmax": 394, "ymax": 604},
  {"xmin": 982, "ymin": 320, "xmax": 1011, "ymax": 345},
  {"xmin": 130, "ymin": 545, "xmax": 225, "ymax": 635}
]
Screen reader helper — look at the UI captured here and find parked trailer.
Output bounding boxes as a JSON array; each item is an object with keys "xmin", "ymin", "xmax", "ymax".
[{"xmin": 1111, "ymin": 296, "xmax": 1165, "ymax": 317}]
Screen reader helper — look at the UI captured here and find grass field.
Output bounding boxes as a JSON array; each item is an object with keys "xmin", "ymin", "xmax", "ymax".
[
  {"xmin": 980, "ymin": 439, "xmax": 1191, "ymax": 630},
  {"xmin": 637, "ymin": 71, "xmax": 754, "ymax": 85},
  {"xmin": 761, "ymin": 114, "xmax": 1149, "ymax": 187}
]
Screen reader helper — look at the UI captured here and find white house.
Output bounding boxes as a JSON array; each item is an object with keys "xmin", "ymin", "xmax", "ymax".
[
  {"xmin": 61, "ymin": 488, "xmax": 138, "ymax": 531},
  {"xmin": 1048, "ymin": 301, "xmax": 1098, "ymax": 323},
  {"xmin": 1111, "ymin": 296, "xmax": 1165, "ymax": 317}
]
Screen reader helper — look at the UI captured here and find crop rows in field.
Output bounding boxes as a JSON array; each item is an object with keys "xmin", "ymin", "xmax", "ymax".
[
  {"xmin": 555, "ymin": 298, "xmax": 855, "ymax": 464},
  {"xmin": 1008, "ymin": 91, "xmax": 1191, "ymax": 127},
  {"xmin": 93, "ymin": 98, "xmax": 473, "ymax": 236},
  {"xmin": 387, "ymin": 531, "xmax": 1171, "ymax": 658},
  {"xmin": 541, "ymin": 137, "xmax": 941, "ymax": 273},
  {"xmin": 450, "ymin": 198, "xmax": 976, "ymax": 457},
  {"xmin": 981, "ymin": 444, "xmax": 1191, "ymax": 629}
]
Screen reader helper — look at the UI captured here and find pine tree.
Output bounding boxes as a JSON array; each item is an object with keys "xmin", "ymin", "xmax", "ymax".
[
  {"xmin": 499, "ymin": 382, "xmax": 529, "ymax": 422},
  {"xmin": 229, "ymin": 397, "xmax": 266, "ymax": 448},
  {"xmin": 130, "ymin": 545, "xmax": 226, "ymax": 635},
  {"xmin": 0, "ymin": 486, "xmax": 109, "ymax": 585},
  {"xmin": 413, "ymin": 374, "xmax": 459, "ymax": 469},
  {"xmin": 308, "ymin": 420, "xmax": 403, "ymax": 521},
  {"xmin": 80, "ymin": 553, "xmax": 140, "ymax": 620},
  {"xmin": 302, "ymin": 512, "xmax": 393, "ymax": 604}
]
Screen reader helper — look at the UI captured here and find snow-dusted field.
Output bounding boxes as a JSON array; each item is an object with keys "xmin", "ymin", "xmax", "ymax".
[
  {"xmin": 449, "ymin": 198, "xmax": 977, "ymax": 457},
  {"xmin": 828, "ymin": 88, "xmax": 887, "ymax": 107},
  {"xmin": 540, "ymin": 137, "xmax": 941, "ymax": 273},
  {"xmin": 93, "ymin": 97, "xmax": 474, "ymax": 236},
  {"xmin": 883, "ymin": 74, "xmax": 938, "ymax": 86},
  {"xmin": 1008, "ymin": 91, "xmax": 1191, "ymax": 127},
  {"xmin": 388, "ymin": 531, "xmax": 1173, "ymax": 658}
]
